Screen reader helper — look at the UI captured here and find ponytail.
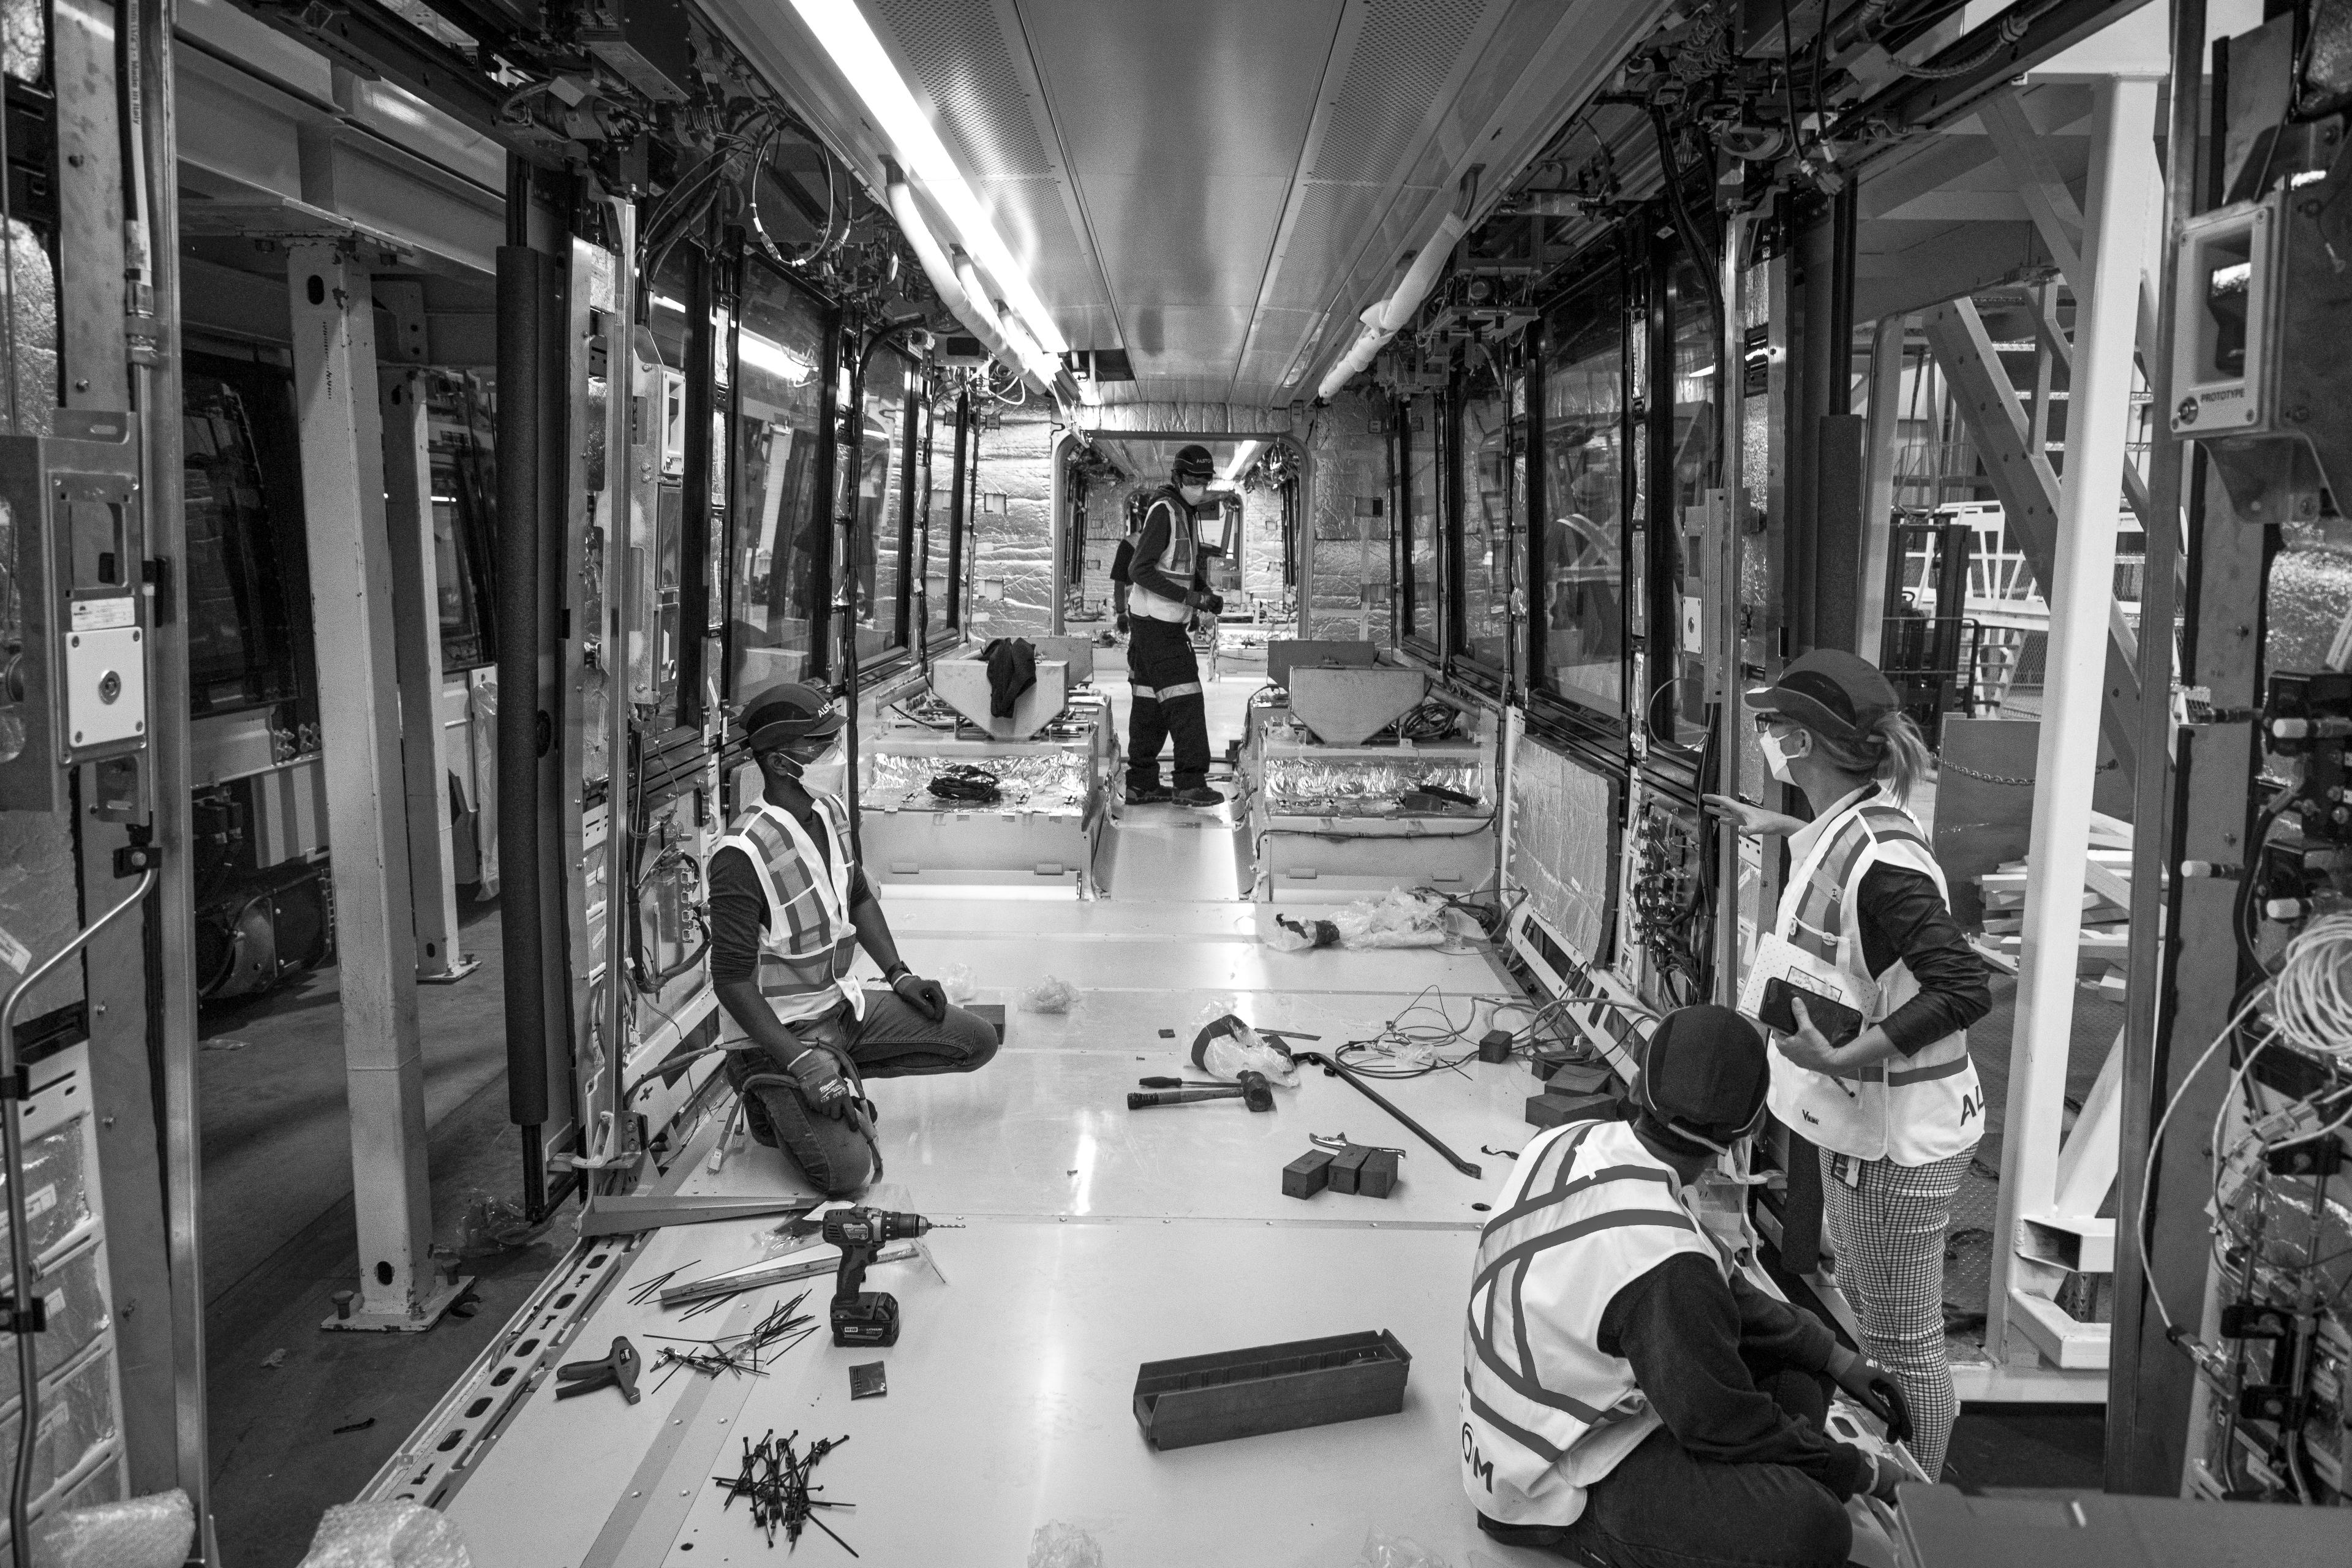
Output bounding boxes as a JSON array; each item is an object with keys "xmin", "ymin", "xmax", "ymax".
[{"xmin": 1809, "ymin": 709, "xmax": 1935, "ymax": 804}]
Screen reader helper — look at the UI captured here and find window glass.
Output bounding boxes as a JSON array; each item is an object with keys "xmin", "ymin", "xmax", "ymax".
[
  {"xmin": 181, "ymin": 360, "xmax": 304, "ymax": 715},
  {"xmin": 1458, "ymin": 366, "xmax": 1512, "ymax": 667},
  {"xmin": 424, "ymin": 371, "xmax": 496, "ymax": 673},
  {"xmin": 1539, "ymin": 286, "xmax": 1624, "ymax": 712},
  {"xmin": 851, "ymin": 350, "xmax": 913, "ymax": 663},
  {"xmin": 1664, "ymin": 254, "xmax": 1719, "ymax": 747},
  {"xmin": 729, "ymin": 266, "xmax": 828, "ymax": 693},
  {"xmin": 1402, "ymin": 397, "xmax": 1440, "ymax": 646}
]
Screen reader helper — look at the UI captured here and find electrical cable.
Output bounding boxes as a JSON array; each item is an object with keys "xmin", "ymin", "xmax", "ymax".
[{"xmin": 2139, "ymin": 987, "xmax": 2269, "ymax": 1339}]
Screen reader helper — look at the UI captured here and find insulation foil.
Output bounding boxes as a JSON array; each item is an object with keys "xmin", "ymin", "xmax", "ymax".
[
  {"xmin": 2265, "ymin": 521, "xmax": 2352, "ymax": 674},
  {"xmin": 1262, "ymin": 757, "xmax": 1486, "ymax": 815},
  {"xmin": 862, "ymin": 749, "xmax": 1090, "ymax": 816},
  {"xmin": 7, "ymin": 219, "xmax": 56, "ymax": 438},
  {"xmin": 1, "ymin": 0, "xmax": 41, "ymax": 85},
  {"xmin": 1506, "ymin": 738, "xmax": 1615, "ymax": 963}
]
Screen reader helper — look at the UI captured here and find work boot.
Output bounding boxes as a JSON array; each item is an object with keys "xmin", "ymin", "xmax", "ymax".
[
  {"xmin": 1174, "ymin": 786, "xmax": 1224, "ymax": 809},
  {"xmin": 1125, "ymin": 782, "xmax": 1174, "ymax": 805}
]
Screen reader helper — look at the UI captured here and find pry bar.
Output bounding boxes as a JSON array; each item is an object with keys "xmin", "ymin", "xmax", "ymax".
[{"xmin": 1293, "ymin": 1051, "xmax": 1481, "ymax": 1178}]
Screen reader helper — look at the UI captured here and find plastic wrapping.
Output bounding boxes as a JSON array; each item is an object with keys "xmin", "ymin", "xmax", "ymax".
[
  {"xmin": 1506, "ymin": 739, "xmax": 1614, "ymax": 962},
  {"xmin": 1261, "ymin": 889, "xmax": 1459, "ymax": 952},
  {"xmin": 941, "ymin": 963, "xmax": 981, "ymax": 1003},
  {"xmin": 1352, "ymin": 1529, "xmax": 1452, "ymax": 1568},
  {"xmin": 1017, "ymin": 975, "xmax": 1079, "ymax": 1014},
  {"xmin": 296, "ymin": 1501, "xmax": 473, "ymax": 1568},
  {"xmin": 863, "ymin": 750, "xmax": 1090, "ymax": 816},
  {"xmin": 1189, "ymin": 1013, "xmax": 1299, "ymax": 1085},
  {"xmin": 0, "ymin": 1117, "xmax": 92, "ymax": 1261},
  {"xmin": 1261, "ymin": 757, "xmax": 1486, "ymax": 815},
  {"xmin": 0, "ymin": 1345, "xmax": 119, "ymax": 1507},
  {"xmin": 1025, "ymin": 1520, "xmax": 1104, "ymax": 1568},
  {"xmin": 33, "ymin": 1488, "xmax": 194, "ymax": 1568}
]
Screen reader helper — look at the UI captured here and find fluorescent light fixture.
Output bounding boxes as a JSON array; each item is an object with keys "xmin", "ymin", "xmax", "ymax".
[
  {"xmin": 653, "ymin": 293, "xmax": 686, "ymax": 313},
  {"xmin": 1221, "ymin": 441, "xmax": 1262, "ymax": 482},
  {"xmin": 791, "ymin": 0, "xmax": 1067, "ymax": 355},
  {"xmin": 739, "ymin": 330, "xmax": 818, "ymax": 385}
]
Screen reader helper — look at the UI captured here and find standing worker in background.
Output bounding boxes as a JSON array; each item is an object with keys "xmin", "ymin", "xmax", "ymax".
[
  {"xmin": 1124, "ymin": 443, "xmax": 1224, "ymax": 807},
  {"xmin": 1705, "ymin": 650, "xmax": 1991, "ymax": 1483},
  {"xmin": 1110, "ymin": 491, "xmax": 1140, "ymax": 636},
  {"xmin": 1462, "ymin": 1003, "xmax": 1915, "ymax": 1566},
  {"xmin": 710, "ymin": 684, "xmax": 1000, "ymax": 1197}
]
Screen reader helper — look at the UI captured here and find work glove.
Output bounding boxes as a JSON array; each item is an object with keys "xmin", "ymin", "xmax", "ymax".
[
  {"xmin": 782, "ymin": 1043, "xmax": 854, "ymax": 1120},
  {"xmin": 892, "ymin": 969, "xmax": 950, "ymax": 1023},
  {"xmin": 1115, "ymin": 611, "xmax": 1131, "ymax": 635},
  {"xmin": 1863, "ymin": 1450, "xmax": 1906, "ymax": 1504},
  {"xmin": 1186, "ymin": 588, "xmax": 1224, "ymax": 614},
  {"xmin": 1830, "ymin": 1345, "xmax": 1916, "ymax": 1446}
]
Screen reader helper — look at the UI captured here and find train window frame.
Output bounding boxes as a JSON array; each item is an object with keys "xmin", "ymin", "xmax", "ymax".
[
  {"xmin": 1645, "ymin": 224, "xmax": 1724, "ymax": 756},
  {"xmin": 1525, "ymin": 247, "xmax": 1634, "ymax": 747},
  {"xmin": 1448, "ymin": 352, "xmax": 1516, "ymax": 689},
  {"xmin": 1395, "ymin": 392, "xmax": 1446, "ymax": 662},
  {"xmin": 725, "ymin": 251, "xmax": 840, "ymax": 695},
  {"xmin": 845, "ymin": 342, "xmax": 919, "ymax": 676},
  {"xmin": 179, "ymin": 350, "xmax": 314, "ymax": 722}
]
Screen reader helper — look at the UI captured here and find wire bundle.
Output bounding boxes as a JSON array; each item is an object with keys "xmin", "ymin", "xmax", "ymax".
[{"xmin": 2267, "ymin": 914, "xmax": 2352, "ymax": 1066}]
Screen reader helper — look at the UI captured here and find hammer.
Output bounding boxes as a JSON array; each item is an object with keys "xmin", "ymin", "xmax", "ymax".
[{"xmin": 1128, "ymin": 1069, "xmax": 1273, "ymax": 1112}]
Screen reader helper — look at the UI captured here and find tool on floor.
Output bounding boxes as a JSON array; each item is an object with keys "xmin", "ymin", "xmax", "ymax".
[
  {"xmin": 1292, "ymin": 1051, "xmax": 1481, "ymax": 1178},
  {"xmin": 1137, "ymin": 1076, "xmax": 1223, "ymax": 1089},
  {"xmin": 826, "ymin": 1208, "xmax": 960, "ymax": 1348},
  {"xmin": 714, "ymin": 1430, "xmax": 855, "ymax": 1554},
  {"xmin": 1126, "ymin": 1068, "xmax": 1273, "ymax": 1112},
  {"xmin": 709, "ymin": 1099, "xmax": 748, "ymax": 1172},
  {"xmin": 1308, "ymin": 1133, "xmax": 1403, "ymax": 1197},
  {"xmin": 658, "ymin": 1242, "xmax": 921, "ymax": 1310},
  {"xmin": 578, "ymin": 1193, "xmax": 821, "ymax": 1238},
  {"xmin": 554, "ymin": 1336, "xmax": 641, "ymax": 1404}
]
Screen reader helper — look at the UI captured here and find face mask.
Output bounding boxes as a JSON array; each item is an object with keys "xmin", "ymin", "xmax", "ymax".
[
  {"xmin": 1762, "ymin": 726, "xmax": 1807, "ymax": 784},
  {"xmin": 768, "ymin": 738, "xmax": 840, "ymax": 783},
  {"xmin": 1179, "ymin": 483, "xmax": 1207, "ymax": 506}
]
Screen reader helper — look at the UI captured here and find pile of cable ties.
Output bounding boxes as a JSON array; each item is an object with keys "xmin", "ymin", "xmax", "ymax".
[
  {"xmin": 926, "ymin": 763, "xmax": 1001, "ymax": 804},
  {"xmin": 716, "ymin": 1428, "xmax": 856, "ymax": 1554},
  {"xmin": 641, "ymin": 1291, "xmax": 820, "ymax": 1387}
]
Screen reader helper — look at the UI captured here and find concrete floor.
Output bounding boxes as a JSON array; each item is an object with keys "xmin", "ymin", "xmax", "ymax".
[{"xmin": 197, "ymin": 661, "xmax": 2103, "ymax": 1564}]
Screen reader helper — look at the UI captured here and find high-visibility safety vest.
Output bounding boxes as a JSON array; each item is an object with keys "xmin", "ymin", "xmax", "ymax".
[
  {"xmin": 1765, "ymin": 787, "xmax": 1983, "ymax": 1165},
  {"xmin": 712, "ymin": 794, "xmax": 865, "ymax": 1028},
  {"xmin": 1459, "ymin": 1117, "xmax": 1721, "ymax": 1527},
  {"xmin": 1127, "ymin": 488, "xmax": 1198, "ymax": 624}
]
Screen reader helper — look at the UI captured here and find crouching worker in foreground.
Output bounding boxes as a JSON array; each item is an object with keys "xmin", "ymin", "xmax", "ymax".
[
  {"xmin": 1461, "ymin": 1004, "xmax": 1913, "ymax": 1568},
  {"xmin": 710, "ymin": 684, "xmax": 999, "ymax": 1196}
]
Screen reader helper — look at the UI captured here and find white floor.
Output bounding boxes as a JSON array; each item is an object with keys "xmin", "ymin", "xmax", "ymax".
[{"xmin": 439, "ymin": 727, "xmax": 1562, "ymax": 1568}]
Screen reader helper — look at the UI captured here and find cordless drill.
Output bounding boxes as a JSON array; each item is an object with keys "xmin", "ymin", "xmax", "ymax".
[{"xmin": 823, "ymin": 1208, "xmax": 954, "ymax": 1347}]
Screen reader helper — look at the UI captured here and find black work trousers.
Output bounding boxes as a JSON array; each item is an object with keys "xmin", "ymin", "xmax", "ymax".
[
  {"xmin": 1125, "ymin": 616, "xmax": 1210, "ymax": 791},
  {"xmin": 724, "ymin": 990, "xmax": 999, "ymax": 1197},
  {"xmin": 1478, "ymin": 1371, "xmax": 1853, "ymax": 1568}
]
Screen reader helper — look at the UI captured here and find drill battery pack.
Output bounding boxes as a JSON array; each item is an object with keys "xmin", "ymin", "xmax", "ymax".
[{"xmin": 831, "ymin": 1290, "xmax": 901, "ymax": 1348}]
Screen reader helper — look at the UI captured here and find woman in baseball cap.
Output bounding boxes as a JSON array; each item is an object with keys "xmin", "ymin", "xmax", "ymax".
[{"xmin": 1703, "ymin": 649, "xmax": 1991, "ymax": 1483}]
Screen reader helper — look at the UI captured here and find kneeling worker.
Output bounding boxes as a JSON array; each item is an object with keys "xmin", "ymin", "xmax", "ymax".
[
  {"xmin": 1463, "ymin": 1004, "xmax": 1913, "ymax": 1568},
  {"xmin": 710, "ymin": 684, "xmax": 998, "ymax": 1196},
  {"xmin": 1123, "ymin": 443, "xmax": 1224, "ymax": 807}
]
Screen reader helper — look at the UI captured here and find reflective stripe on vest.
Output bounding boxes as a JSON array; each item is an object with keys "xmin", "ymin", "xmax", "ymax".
[
  {"xmin": 714, "ymin": 796, "xmax": 865, "ymax": 1027},
  {"xmin": 1130, "ymin": 680, "xmax": 1203, "ymax": 703},
  {"xmin": 1460, "ymin": 1118, "xmax": 1718, "ymax": 1527},
  {"xmin": 1128, "ymin": 492, "xmax": 1198, "ymax": 623},
  {"xmin": 1764, "ymin": 789, "xmax": 1981, "ymax": 1164}
]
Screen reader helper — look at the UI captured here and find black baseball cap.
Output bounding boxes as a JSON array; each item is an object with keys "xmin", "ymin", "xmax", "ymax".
[
  {"xmin": 1744, "ymin": 649, "xmax": 1899, "ymax": 746},
  {"xmin": 1171, "ymin": 444, "xmax": 1215, "ymax": 484},
  {"xmin": 1637, "ymin": 1004, "xmax": 1769, "ymax": 1146},
  {"xmin": 738, "ymin": 683, "xmax": 844, "ymax": 753}
]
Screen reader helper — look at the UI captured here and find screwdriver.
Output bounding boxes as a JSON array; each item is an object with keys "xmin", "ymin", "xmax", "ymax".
[{"xmin": 1138, "ymin": 1076, "xmax": 1221, "ymax": 1089}]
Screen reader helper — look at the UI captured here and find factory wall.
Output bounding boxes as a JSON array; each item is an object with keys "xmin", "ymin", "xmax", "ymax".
[
  {"xmin": 1305, "ymin": 391, "xmax": 1392, "ymax": 643},
  {"xmin": 1240, "ymin": 482, "xmax": 1286, "ymax": 608},
  {"xmin": 1078, "ymin": 470, "xmax": 1150, "ymax": 621},
  {"xmin": 967, "ymin": 401, "xmax": 1060, "ymax": 639}
]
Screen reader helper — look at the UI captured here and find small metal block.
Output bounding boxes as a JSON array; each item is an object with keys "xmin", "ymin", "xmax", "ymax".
[
  {"xmin": 1355, "ymin": 1149, "xmax": 1400, "ymax": 1199},
  {"xmin": 1282, "ymin": 1149, "xmax": 1334, "ymax": 1199},
  {"xmin": 1326, "ymin": 1145, "xmax": 1371, "ymax": 1194}
]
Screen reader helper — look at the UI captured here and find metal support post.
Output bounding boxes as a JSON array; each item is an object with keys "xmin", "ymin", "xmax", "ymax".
[
  {"xmin": 1855, "ymin": 317, "xmax": 1905, "ymax": 662},
  {"xmin": 285, "ymin": 243, "xmax": 469, "ymax": 1331},
  {"xmin": 1988, "ymin": 75, "xmax": 2162, "ymax": 1370},
  {"xmin": 380, "ymin": 365, "xmax": 478, "ymax": 984},
  {"xmin": 1711, "ymin": 210, "xmax": 1753, "ymax": 1002}
]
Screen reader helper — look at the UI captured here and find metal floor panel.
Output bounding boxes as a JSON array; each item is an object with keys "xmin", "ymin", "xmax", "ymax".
[
  {"xmin": 444, "ymin": 1220, "xmax": 1512, "ymax": 1568},
  {"xmin": 715, "ymin": 1042, "xmax": 1527, "ymax": 1224},
  {"xmin": 887, "ymin": 926, "xmax": 1511, "ymax": 1000}
]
